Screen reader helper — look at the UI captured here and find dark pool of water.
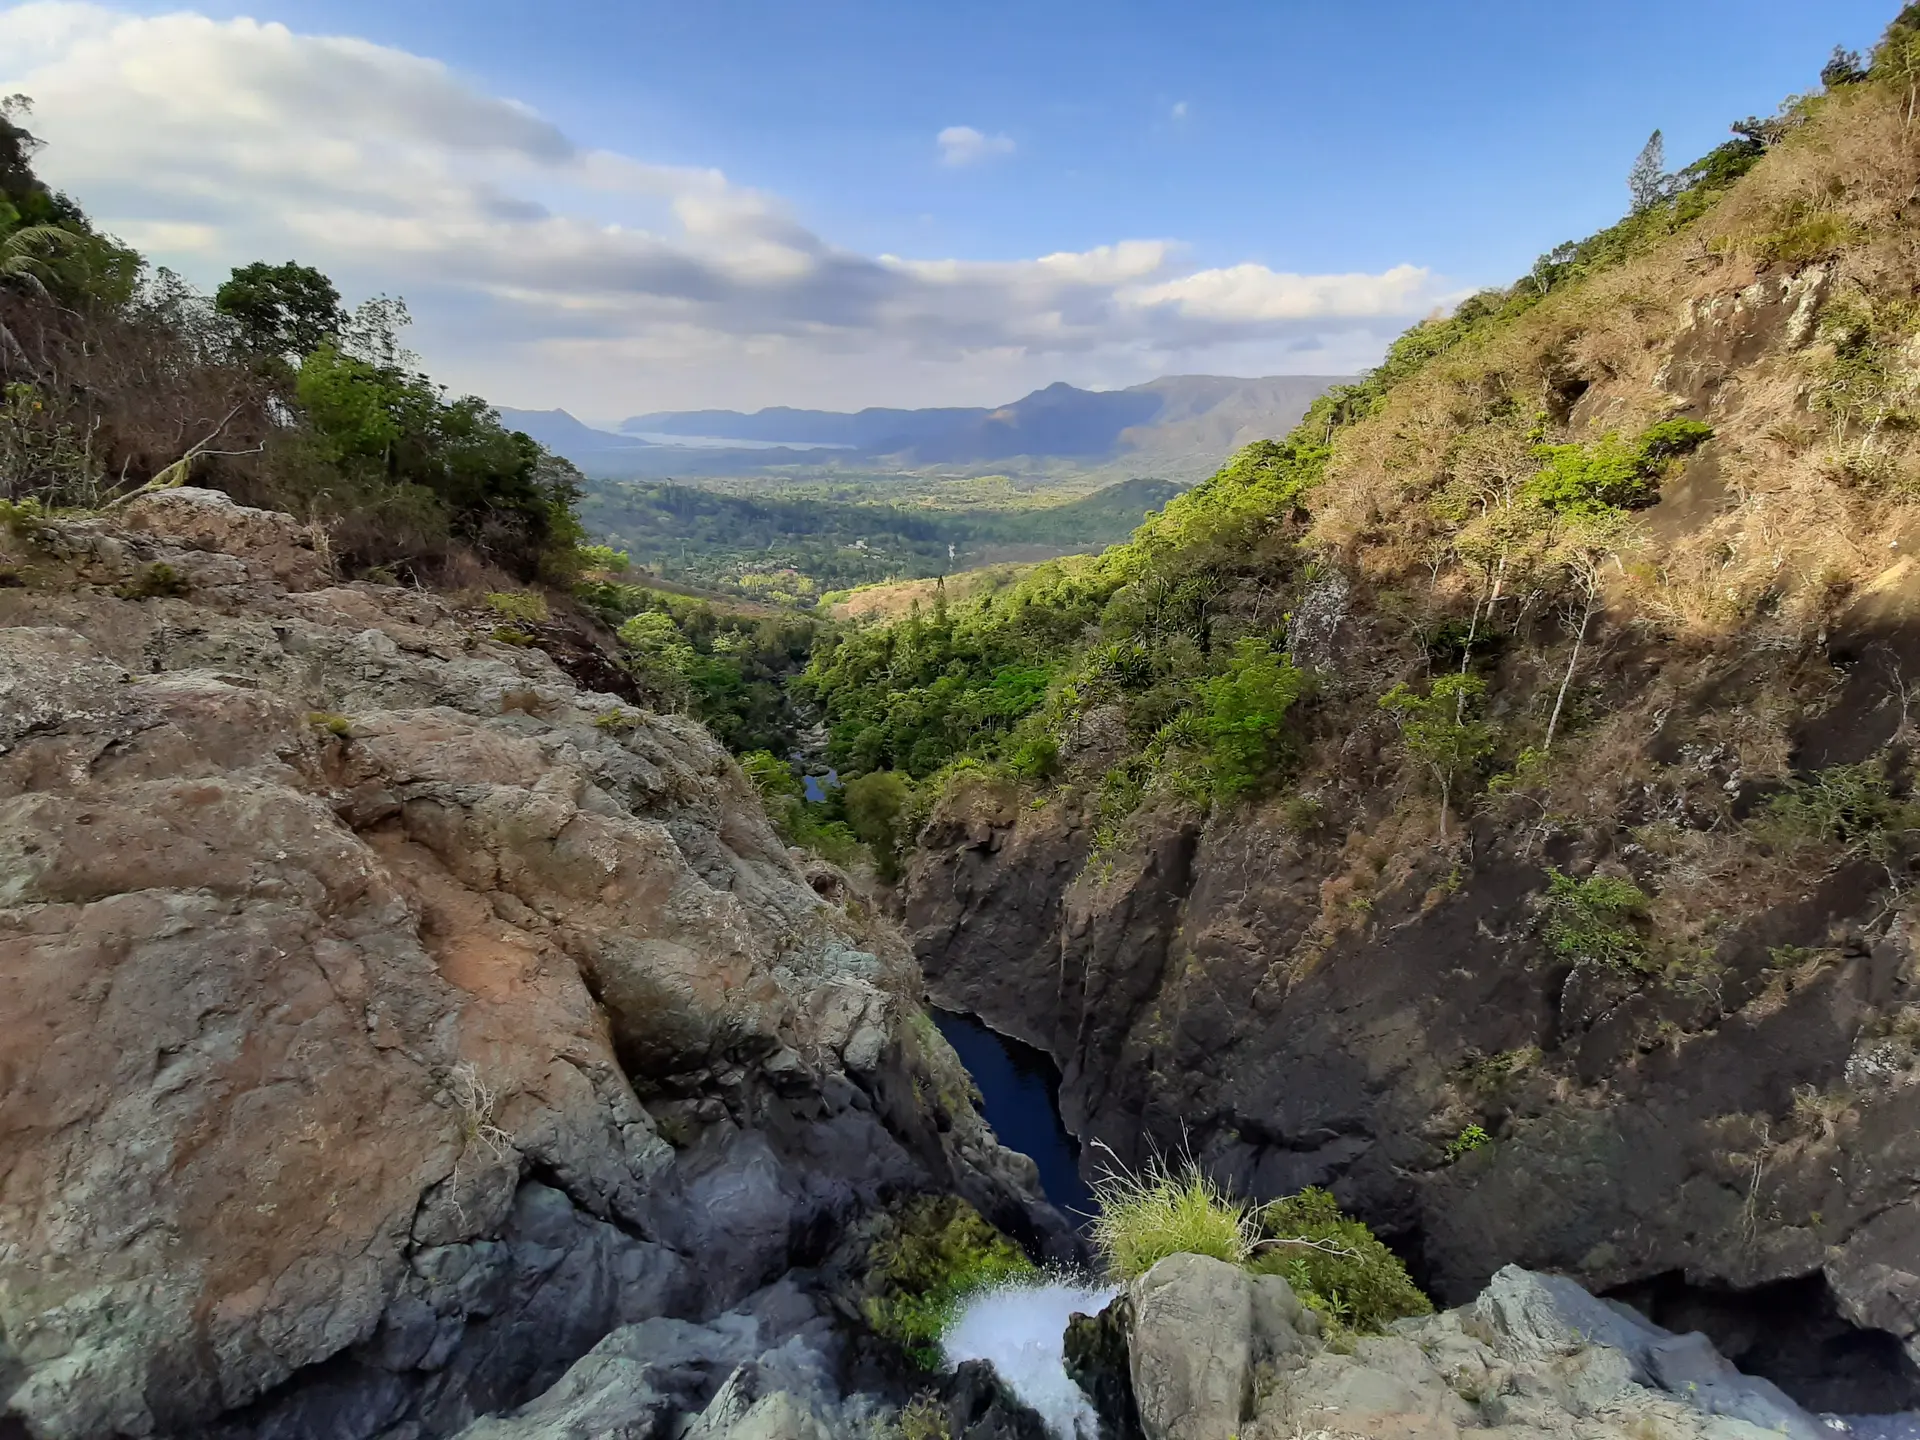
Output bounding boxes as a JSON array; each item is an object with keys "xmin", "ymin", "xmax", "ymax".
[{"xmin": 932, "ymin": 1010, "xmax": 1094, "ymax": 1228}]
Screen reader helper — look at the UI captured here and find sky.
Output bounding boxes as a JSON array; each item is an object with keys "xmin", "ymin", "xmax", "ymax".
[{"xmin": 0, "ymin": 1, "xmax": 1896, "ymax": 421}]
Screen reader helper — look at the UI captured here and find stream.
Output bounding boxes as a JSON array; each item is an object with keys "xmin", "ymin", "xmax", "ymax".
[{"xmin": 931, "ymin": 1009, "xmax": 1094, "ymax": 1226}]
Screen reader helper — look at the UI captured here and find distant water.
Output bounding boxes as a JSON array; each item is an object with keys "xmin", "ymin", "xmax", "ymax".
[
  {"xmin": 943, "ymin": 1280, "xmax": 1117, "ymax": 1440},
  {"xmin": 932, "ymin": 1010, "xmax": 1094, "ymax": 1227},
  {"xmin": 623, "ymin": 432, "xmax": 854, "ymax": 450}
]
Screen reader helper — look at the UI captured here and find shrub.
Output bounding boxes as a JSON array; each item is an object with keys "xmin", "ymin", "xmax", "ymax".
[
  {"xmin": 740, "ymin": 748, "xmax": 803, "ymax": 800},
  {"xmin": 861, "ymin": 1196, "xmax": 1036, "ymax": 1368},
  {"xmin": 1525, "ymin": 419, "xmax": 1712, "ymax": 516},
  {"xmin": 1249, "ymin": 1188, "xmax": 1432, "ymax": 1332},
  {"xmin": 1009, "ymin": 732, "xmax": 1060, "ymax": 781},
  {"xmin": 844, "ymin": 769, "xmax": 915, "ymax": 879},
  {"xmin": 1764, "ymin": 760, "xmax": 1920, "ymax": 862},
  {"xmin": 1379, "ymin": 673, "xmax": 1496, "ymax": 842},
  {"xmin": 1541, "ymin": 867, "xmax": 1650, "ymax": 971},
  {"xmin": 1444, "ymin": 1123, "xmax": 1490, "ymax": 1161},
  {"xmin": 1197, "ymin": 639, "xmax": 1307, "ymax": 800},
  {"xmin": 484, "ymin": 589, "xmax": 548, "ymax": 625},
  {"xmin": 899, "ymin": 1395, "xmax": 951, "ymax": 1440},
  {"xmin": 305, "ymin": 710, "xmax": 352, "ymax": 738},
  {"xmin": 1090, "ymin": 1155, "xmax": 1255, "ymax": 1280},
  {"xmin": 117, "ymin": 561, "xmax": 190, "ymax": 600}
]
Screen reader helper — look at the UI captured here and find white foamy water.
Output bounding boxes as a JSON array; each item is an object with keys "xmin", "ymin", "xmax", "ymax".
[{"xmin": 942, "ymin": 1280, "xmax": 1119, "ymax": 1440}]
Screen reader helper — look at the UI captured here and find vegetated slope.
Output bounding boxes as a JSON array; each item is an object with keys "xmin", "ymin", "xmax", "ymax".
[
  {"xmin": 823, "ymin": 17, "xmax": 1920, "ymax": 1398},
  {"xmin": 578, "ymin": 474, "xmax": 1184, "ymax": 602}
]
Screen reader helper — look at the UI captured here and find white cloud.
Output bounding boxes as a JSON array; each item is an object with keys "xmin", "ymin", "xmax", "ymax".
[
  {"xmin": 0, "ymin": 3, "xmax": 1449, "ymax": 413},
  {"xmin": 1170, "ymin": 100, "xmax": 1189, "ymax": 120},
  {"xmin": 936, "ymin": 124, "xmax": 1016, "ymax": 168}
]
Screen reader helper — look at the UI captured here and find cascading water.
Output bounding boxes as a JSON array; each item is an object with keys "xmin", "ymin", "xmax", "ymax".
[{"xmin": 942, "ymin": 1279, "xmax": 1118, "ymax": 1440}]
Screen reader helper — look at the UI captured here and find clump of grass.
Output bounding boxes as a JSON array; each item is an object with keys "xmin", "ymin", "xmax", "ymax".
[
  {"xmin": 306, "ymin": 710, "xmax": 353, "ymax": 738},
  {"xmin": 1088, "ymin": 1152, "xmax": 1433, "ymax": 1335},
  {"xmin": 484, "ymin": 589, "xmax": 549, "ymax": 625},
  {"xmin": 1089, "ymin": 1150, "xmax": 1256, "ymax": 1280},
  {"xmin": 490, "ymin": 624, "xmax": 535, "ymax": 647},
  {"xmin": 861, "ymin": 1195, "xmax": 1036, "ymax": 1369},
  {"xmin": 117, "ymin": 560, "xmax": 190, "ymax": 600},
  {"xmin": 1250, "ymin": 1187, "xmax": 1432, "ymax": 1332}
]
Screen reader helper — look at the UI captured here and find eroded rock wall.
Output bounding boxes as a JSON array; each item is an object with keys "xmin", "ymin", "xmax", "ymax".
[{"xmin": 0, "ymin": 490, "xmax": 1061, "ymax": 1438}]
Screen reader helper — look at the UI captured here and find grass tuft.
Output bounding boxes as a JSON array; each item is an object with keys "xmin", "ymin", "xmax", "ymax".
[{"xmin": 1088, "ymin": 1147, "xmax": 1256, "ymax": 1280}]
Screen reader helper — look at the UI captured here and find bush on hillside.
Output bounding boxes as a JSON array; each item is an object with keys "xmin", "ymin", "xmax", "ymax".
[
  {"xmin": 1197, "ymin": 639, "xmax": 1308, "ymax": 799},
  {"xmin": 1249, "ymin": 1188, "xmax": 1432, "ymax": 1332},
  {"xmin": 1526, "ymin": 419, "xmax": 1713, "ymax": 515},
  {"xmin": 1541, "ymin": 868, "xmax": 1651, "ymax": 972},
  {"xmin": 1764, "ymin": 761, "xmax": 1920, "ymax": 862},
  {"xmin": 861, "ymin": 1196, "xmax": 1036, "ymax": 1369}
]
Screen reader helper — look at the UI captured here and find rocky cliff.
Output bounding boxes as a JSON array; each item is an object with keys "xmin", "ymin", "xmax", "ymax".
[
  {"xmin": 0, "ymin": 489, "xmax": 1065, "ymax": 1438},
  {"xmin": 904, "ymin": 64, "xmax": 1920, "ymax": 1413}
]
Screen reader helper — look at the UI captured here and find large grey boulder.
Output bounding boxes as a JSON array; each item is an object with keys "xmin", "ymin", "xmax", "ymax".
[
  {"xmin": 1126, "ymin": 1254, "xmax": 1254, "ymax": 1440},
  {"xmin": 1471, "ymin": 1266, "xmax": 1828, "ymax": 1440}
]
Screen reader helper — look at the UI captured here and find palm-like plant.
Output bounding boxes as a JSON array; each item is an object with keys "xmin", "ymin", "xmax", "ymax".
[{"xmin": 0, "ymin": 224, "xmax": 78, "ymax": 297}]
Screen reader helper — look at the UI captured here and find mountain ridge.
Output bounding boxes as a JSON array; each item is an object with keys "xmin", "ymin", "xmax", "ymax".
[{"xmin": 504, "ymin": 374, "xmax": 1346, "ymax": 480}]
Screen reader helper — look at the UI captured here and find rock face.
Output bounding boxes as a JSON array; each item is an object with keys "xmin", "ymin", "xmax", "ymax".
[
  {"xmin": 0, "ymin": 490, "xmax": 1061, "ymax": 1437},
  {"xmin": 908, "ymin": 767, "xmax": 1920, "ymax": 1404},
  {"xmin": 1104, "ymin": 1258, "xmax": 1842, "ymax": 1440}
]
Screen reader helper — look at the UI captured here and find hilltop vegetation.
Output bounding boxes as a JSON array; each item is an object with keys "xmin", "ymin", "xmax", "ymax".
[{"xmin": 0, "ymin": 103, "xmax": 582, "ymax": 586}]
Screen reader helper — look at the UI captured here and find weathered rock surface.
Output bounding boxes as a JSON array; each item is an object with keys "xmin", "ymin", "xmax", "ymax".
[
  {"xmin": 0, "ymin": 490, "xmax": 1062, "ymax": 1438},
  {"xmin": 1098, "ymin": 1259, "xmax": 1851, "ymax": 1440},
  {"xmin": 1125, "ymin": 1254, "xmax": 1253, "ymax": 1440}
]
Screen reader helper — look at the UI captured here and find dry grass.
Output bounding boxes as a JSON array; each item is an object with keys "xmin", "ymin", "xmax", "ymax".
[{"xmin": 1313, "ymin": 81, "xmax": 1920, "ymax": 656}]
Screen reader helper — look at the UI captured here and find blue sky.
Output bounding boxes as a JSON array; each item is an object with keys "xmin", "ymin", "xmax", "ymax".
[{"xmin": 0, "ymin": 1, "xmax": 1894, "ymax": 416}]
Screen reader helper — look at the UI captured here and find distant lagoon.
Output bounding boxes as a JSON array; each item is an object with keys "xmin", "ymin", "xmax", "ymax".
[{"xmin": 622, "ymin": 432, "xmax": 856, "ymax": 451}]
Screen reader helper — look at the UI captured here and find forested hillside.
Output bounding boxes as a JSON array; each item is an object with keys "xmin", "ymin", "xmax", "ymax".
[{"xmin": 580, "ymin": 474, "xmax": 1181, "ymax": 601}]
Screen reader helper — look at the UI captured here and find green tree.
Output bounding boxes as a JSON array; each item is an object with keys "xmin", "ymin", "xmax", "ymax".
[
  {"xmin": 843, "ymin": 770, "xmax": 915, "ymax": 880},
  {"xmin": 1197, "ymin": 639, "xmax": 1306, "ymax": 799},
  {"xmin": 1627, "ymin": 130, "xmax": 1669, "ymax": 213},
  {"xmin": 216, "ymin": 261, "xmax": 346, "ymax": 361},
  {"xmin": 1379, "ymin": 674, "xmax": 1495, "ymax": 843}
]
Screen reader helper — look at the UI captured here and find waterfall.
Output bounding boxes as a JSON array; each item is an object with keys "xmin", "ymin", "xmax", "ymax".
[{"xmin": 942, "ymin": 1279, "xmax": 1118, "ymax": 1440}]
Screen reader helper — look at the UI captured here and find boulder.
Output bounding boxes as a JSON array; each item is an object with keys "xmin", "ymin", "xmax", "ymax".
[
  {"xmin": 121, "ymin": 485, "xmax": 331, "ymax": 590},
  {"xmin": 1126, "ymin": 1254, "xmax": 1253, "ymax": 1440}
]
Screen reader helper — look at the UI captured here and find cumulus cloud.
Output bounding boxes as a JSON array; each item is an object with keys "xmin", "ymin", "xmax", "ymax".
[
  {"xmin": 936, "ymin": 124, "xmax": 1016, "ymax": 167},
  {"xmin": 0, "ymin": 2, "xmax": 1449, "ymax": 412}
]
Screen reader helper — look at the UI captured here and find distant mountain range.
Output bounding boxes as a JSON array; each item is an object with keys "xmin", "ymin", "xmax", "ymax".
[{"xmin": 501, "ymin": 374, "xmax": 1346, "ymax": 481}]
